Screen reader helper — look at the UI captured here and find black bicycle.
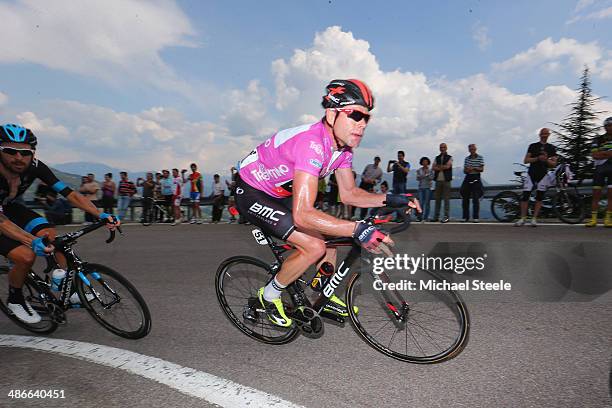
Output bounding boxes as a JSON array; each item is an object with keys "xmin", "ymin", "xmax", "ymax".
[
  {"xmin": 216, "ymin": 209, "xmax": 470, "ymax": 364},
  {"xmin": 491, "ymin": 162, "xmax": 585, "ymax": 224},
  {"xmin": 141, "ymin": 197, "xmax": 171, "ymax": 226},
  {"xmin": 0, "ymin": 221, "xmax": 152, "ymax": 339}
]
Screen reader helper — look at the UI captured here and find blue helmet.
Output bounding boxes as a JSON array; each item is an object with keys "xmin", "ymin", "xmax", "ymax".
[{"xmin": 0, "ymin": 124, "xmax": 37, "ymax": 148}]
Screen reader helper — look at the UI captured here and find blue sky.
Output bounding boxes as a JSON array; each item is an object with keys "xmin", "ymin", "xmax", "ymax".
[{"xmin": 1, "ymin": 0, "xmax": 612, "ymax": 183}]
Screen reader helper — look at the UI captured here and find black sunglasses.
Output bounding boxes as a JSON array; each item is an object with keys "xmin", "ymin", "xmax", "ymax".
[
  {"xmin": 0, "ymin": 147, "xmax": 35, "ymax": 156},
  {"xmin": 335, "ymin": 108, "xmax": 371, "ymax": 124}
]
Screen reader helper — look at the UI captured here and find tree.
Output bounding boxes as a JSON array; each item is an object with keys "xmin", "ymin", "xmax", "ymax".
[{"xmin": 552, "ymin": 66, "xmax": 605, "ymax": 181}]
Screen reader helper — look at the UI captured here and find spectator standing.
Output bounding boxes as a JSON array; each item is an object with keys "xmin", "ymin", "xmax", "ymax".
[
  {"xmin": 171, "ymin": 168, "xmax": 183, "ymax": 225},
  {"xmin": 387, "ymin": 151, "xmax": 410, "ymax": 194},
  {"xmin": 79, "ymin": 173, "xmax": 99, "ymax": 224},
  {"xmin": 117, "ymin": 171, "xmax": 136, "ymax": 221},
  {"xmin": 185, "ymin": 163, "xmax": 203, "ymax": 224},
  {"xmin": 369, "ymin": 180, "xmax": 389, "ymax": 217},
  {"xmin": 416, "ymin": 157, "xmax": 434, "ymax": 222},
  {"xmin": 432, "ymin": 143, "xmax": 453, "ymax": 223},
  {"xmin": 359, "ymin": 156, "xmax": 383, "ymax": 219},
  {"xmin": 211, "ymin": 174, "xmax": 225, "ymax": 223},
  {"xmin": 153, "ymin": 172, "xmax": 164, "ymax": 222},
  {"xmin": 316, "ymin": 177, "xmax": 327, "ymax": 210},
  {"xmin": 160, "ymin": 169, "xmax": 174, "ymax": 222},
  {"xmin": 514, "ymin": 128, "xmax": 557, "ymax": 227},
  {"xmin": 101, "ymin": 173, "xmax": 116, "ymax": 215},
  {"xmin": 460, "ymin": 144, "xmax": 485, "ymax": 222},
  {"xmin": 141, "ymin": 172, "xmax": 156, "ymax": 223}
]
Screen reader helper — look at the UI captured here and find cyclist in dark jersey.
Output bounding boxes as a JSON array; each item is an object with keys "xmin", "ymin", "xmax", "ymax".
[
  {"xmin": 585, "ymin": 116, "xmax": 612, "ymax": 227},
  {"xmin": 0, "ymin": 124, "xmax": 119, "ymax": 324},
  {"xmin": 235, "ymin": 79, "xmax": 420, "ymax": 327}
]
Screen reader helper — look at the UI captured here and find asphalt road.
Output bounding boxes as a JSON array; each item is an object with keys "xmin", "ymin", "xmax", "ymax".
[{"xmin": 0, "ymin": 223, "xmax": 610, "ymax": 408}]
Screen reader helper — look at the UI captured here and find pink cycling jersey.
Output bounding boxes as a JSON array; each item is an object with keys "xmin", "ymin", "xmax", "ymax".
[{"xmin": 239, "ymin": 120, "xmax": 353, "ymax": 198}]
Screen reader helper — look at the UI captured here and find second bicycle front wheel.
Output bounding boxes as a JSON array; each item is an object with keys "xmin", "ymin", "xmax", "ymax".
[
  {"xmin": 75, "ymin": 263, "xmax": 152, "ymax": 339},
  {"xmin": 553, "ymin": 191, "xmax": 585, "ymax": 224},
  {"xmin": 216, "ymin": 256, "xmax": 299, "ymax": 345},
  {"xmin": 346, "ymin": 267, "xmax": 469, "ymax": 364}
]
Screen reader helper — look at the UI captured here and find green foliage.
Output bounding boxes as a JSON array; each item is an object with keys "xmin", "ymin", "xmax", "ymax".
[{"xmin": 551, "ymin": 67, "xmax": 606, "ymax": 181}]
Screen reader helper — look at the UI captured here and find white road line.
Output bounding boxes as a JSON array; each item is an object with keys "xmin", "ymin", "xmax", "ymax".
[{"xmin": 0, "ymin": 335, "xmax": 304, "ymax": 408}]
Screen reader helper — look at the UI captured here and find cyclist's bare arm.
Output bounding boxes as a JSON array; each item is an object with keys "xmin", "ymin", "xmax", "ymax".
[
  {"xmin": 292, "ymin": 170, "xmax": 355, "ymax": 237},
  {"xmin": 335, "ymin": 167, "xmax": 386, "ymax": 208},
  {"xmin": 0, "ymin": 212, "xmax": 39, "ymax": 247}
]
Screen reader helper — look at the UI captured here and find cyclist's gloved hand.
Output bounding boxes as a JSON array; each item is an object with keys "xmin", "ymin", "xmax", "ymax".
[
  {"xmin": 353, "ymin": 221, "xmax": 389, "ymax": 254},
  {"xmin": 31, "ymin": 237, "xmax": 53, "ymax": 257},
  {"xmin": 99, "ymin": 212, "xmax": 121, "ymax": 228},
  {"xmin": 384, "ymin": 193, "xmax": 422, "ymax": 213}
]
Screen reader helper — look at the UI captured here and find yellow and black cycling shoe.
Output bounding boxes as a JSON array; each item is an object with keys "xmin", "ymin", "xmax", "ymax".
[{"xmin": 257, "ymin": 287, "xmax": 292, "ymax": 327}]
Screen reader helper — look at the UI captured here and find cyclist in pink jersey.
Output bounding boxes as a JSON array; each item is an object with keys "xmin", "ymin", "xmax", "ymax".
[{"xmin": 235, "ymin": 79, "xmax": 420, "ymax": 327}]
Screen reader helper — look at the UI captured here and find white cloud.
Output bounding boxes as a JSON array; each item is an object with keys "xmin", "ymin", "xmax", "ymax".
[
  {"xmin": 0, "ymin": 92, "xmax": 7, "ymax": 106},
  {"xmin": 0, "ymin": 0, "xmax": 197, "ymax": 96},
  {"xmin": 21, "ymin": 101, "xmax": 258, "ymax": 175},
  {"xmin": 493, "ymin": 37, "xmax": 603, "ymax": 76},
  {"xmin": 569, "ymin": 4, "xmax": 612, "ymax": 23},
  {"xmin": 472, "ymin": 22, "xmax": 491, "ymax": 51}
]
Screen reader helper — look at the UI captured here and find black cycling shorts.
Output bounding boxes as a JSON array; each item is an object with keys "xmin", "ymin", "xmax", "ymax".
[
  {"xmin": 593, "ymin": 162, "xmax": 612, "ymax": 188},
  {"xmin": 0, "ymin": 202, "xmax": 53, "ymax": 256},
  {"xmin": 234, "ymin": 176, "xmax": 295, "ymax": 240}
]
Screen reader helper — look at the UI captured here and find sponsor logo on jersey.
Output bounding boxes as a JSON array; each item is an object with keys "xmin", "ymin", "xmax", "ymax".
[
  {"xmin": 249, "ymin": 202, "xmax": 286, "ymax": 222},
  {"xmin": 235, "ymin": 187, "xmax": 244, "ymax": 195},
  {"xmin": 250, "ymin": 164, "xmax": 290, "ymax": 182},
  {"xmin": 309, "ymin": 141, "xmax": 323, "ymax": 156},
  {"xmin": 309, "ymin": 159, "xmax": 323, "ymax": 169}
]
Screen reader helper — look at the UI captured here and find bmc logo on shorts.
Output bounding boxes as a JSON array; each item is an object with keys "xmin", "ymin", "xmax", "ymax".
[{"xmin": 249, "ymin": 202, "xmax": 286, "ymax": 222}]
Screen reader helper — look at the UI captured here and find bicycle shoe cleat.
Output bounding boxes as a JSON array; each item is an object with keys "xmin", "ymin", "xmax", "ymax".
[
  {"xmin": 257, "ymin": 287, "xmax": 292, "ymax": 327},
  {"xmin": 323, "ymin": 295, "xmax": 358, "ymax": 317}
]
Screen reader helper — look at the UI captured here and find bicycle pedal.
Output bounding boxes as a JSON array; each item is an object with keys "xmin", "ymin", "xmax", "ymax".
[{"xmin": 290, "ymin": 306, "xmax": 317, "ymax": 323}]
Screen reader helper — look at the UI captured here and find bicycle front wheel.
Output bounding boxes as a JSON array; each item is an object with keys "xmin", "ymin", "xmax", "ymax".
[
  {"xmin": 0, "ymin": 267, "xmax": 58, "ymax": 334},
  {"xmin": 491, "ymin": 191, "xmax": 520, "ymax": 222},
  {"xmin": 553, "ymin": 191, "xmax": 585, "ymax": 224},
  {"xmin": 216, "ymin": 256, "xmax": 299, "ymax": 345},
  {"xmin": 76, "ymin": 263, "xmax": 152, "ymax": 339},
  {"xmin": 346, "ymin": 267, "xmax": 469, "ymax": 363}
]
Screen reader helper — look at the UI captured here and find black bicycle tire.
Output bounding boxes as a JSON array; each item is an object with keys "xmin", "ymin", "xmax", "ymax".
[
  {"xmin": 0, "ymin": 268, "xmax": 58, "ymax": 334},
  {"xmin": 215, "ymin": 256, "xmax": 299, "ymax": 345},
  {"xmin": 346, "ymin": 271, "xmax": 470, "ymax": 364},
  {"xmin": 491, "ymin": 191, "xmax": 520, "ymax": 222},
  {"xmin": 553, "ymin": 191, "xmax": 585, "ymax": 224},
  {"xmin": 75, "ymin": 263, "xmax": 152, "ymax": 339}
]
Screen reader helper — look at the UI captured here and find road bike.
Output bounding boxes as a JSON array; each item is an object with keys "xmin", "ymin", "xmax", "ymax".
[
  {"xmin": 140, "ymin": 197, "xmax": 171, "ymax": 226},
  {"xmin": 215, "ymin": 208, "xmax": 470, "ymax": 363},
  {"xmin": 0, "ymin": 220, "xmax": 152, "ymax": 339},
  {"xmin": 491, "ymin": 162, "xmax": 585, "ymax": 224}
]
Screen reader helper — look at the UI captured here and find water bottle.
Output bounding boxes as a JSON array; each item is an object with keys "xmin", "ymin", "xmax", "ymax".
[
  {"xmin": 310, "ymin": 262, "xmax": 334, "ymax": 292},
  {"xmin": 51, "ymin": 269, "xmax": 67, "ymax": 292}
]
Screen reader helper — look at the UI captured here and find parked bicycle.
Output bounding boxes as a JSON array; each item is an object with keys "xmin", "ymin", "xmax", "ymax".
[
  {"xmin": 0, "ymin": 220, "xmax": 152, "ymax": 339},
  {"xmin": 141, "ymin": 197, "xmax": 171, "ymax": 226},
  {"xmin": 216, "ymin": 208, "xmax": 470, "ymax": 364},
  {"xmin": 491, "ymin": 162, "xmax": 585, "ymax": 224}
]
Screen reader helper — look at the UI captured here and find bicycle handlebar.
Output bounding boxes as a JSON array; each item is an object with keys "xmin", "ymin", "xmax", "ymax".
[{"xmin": 52, "ymin": 219, "xmax": 122, "ymax": 250}]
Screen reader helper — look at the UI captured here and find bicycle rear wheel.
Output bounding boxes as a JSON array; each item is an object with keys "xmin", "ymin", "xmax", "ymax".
[
  {"xmin": 0, "ymin": 267, "xmax": 58, "ymax": 334},
  {"xmin": 491, "ymin": 191, "xmax": 520, "ymax": 222},
  {"xmin": 553, "ymin": 191, "xmax": 585, "ymax": 224},
  {"xmin": 215, "ymin": 256, "xmax": 299, "ymax": 345},
  {"xmin": 346, "ymin": 267, "xmax": 469, "ymax": 363},
  {"xmin": 75, "ymin": 263, "xmax": 151, "ymax": 339}
]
